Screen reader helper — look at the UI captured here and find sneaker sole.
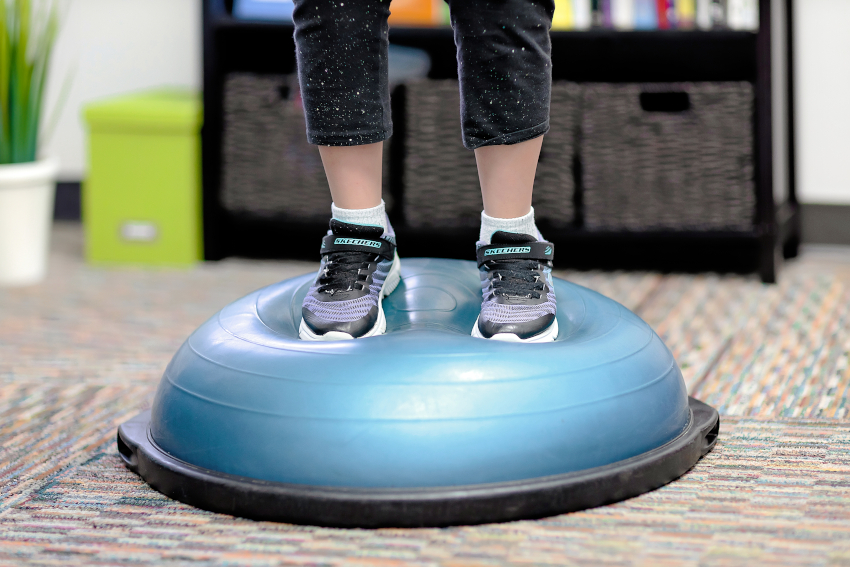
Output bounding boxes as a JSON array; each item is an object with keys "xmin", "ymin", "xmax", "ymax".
[
  {"xmin": 470, "ymin": 316, "xmax": 559, "ymax": 343},
  {"xmin": 299, "ymin": 252, "xmax": 402, "ymax": 341}
]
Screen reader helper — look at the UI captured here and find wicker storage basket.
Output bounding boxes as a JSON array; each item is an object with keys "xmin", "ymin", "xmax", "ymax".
[
  {"xmin": 220, "ymin": 73, "xmax": 392, "ymax": 222},
  {"xmin": 221, "ymin": 73, "xmax": 329, "ymax": 221},
  {"xmin": 580, "ymin": 82, "xmax": 755, "ymax": 231},
  {"xmin": 403, "ymin": 80, "xmax": 578, "ymax": 229}
]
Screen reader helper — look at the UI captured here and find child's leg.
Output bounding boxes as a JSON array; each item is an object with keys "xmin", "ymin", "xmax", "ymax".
[
  {"xmin": 318, "ymin": 143, "xmax": 384, "ymax": 210},
  {"xmin": 448, "ymin": 0, "xmax": 554, "ymax": 242},
  {"xmin": 293, "ymin": 0, "xmax": 392, "ymax": 148},
  {"xmin": 446, "ymin": 0, "xmax": 554, "ymax": 148},
  {"xmin": 293, "ymin": 0, "xmax": 400, "ymax": 341},
  {"xmin": 293, "ymin": 0, "xmax": 391, "ymax": 217},
  {"xmin": 448, "ymin": 0, "xmax": 558, "ymax": 342},
  {"xmin": 475, "ymin": 137, "xmax": 543, "ymax": 220}
]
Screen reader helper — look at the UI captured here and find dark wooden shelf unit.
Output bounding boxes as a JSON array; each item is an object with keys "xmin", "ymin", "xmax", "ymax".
[{"xmin": 202, "ymin": 0, "xmax": 799, "ymax": 282}]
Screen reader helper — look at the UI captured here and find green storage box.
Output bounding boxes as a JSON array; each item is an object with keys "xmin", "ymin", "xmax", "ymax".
[{"xmin": 84, "ymin": 90, "xmax": 203, "ymax": 265}]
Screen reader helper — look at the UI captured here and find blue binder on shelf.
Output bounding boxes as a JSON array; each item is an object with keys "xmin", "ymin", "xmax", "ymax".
[
  {"xmin": 232, "ymin": 0, "xmax": 294, "ymax": 22},
  {"xmin": 634, "ymin": 0, "xmax": 659, "ymax": 29}
]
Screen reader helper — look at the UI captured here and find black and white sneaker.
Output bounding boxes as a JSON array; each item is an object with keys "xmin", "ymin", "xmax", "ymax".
[
  {"xmin": 472, "ymin": 231, "xmax": 558, "ymax": 343},
  {"xmin": 299, "ymin": 219, "xmax": 401, "ymax": 341}
]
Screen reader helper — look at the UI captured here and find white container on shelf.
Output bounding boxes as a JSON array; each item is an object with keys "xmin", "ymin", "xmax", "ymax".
[
  {"xmin": 612, "ymin": 0, "xmax": 635, "ymax": 29},
  {"xmin": 727, "ymin": 0, "xmax": 759, "ymax": 30},
  {"xmin": 572, "ymin": 0, "xmax": 592, "ymax": 30},
  {"xmin": 696, "ymin": 0, "xmax": 713, "ymax": 29},
  {"xmin": 0, "ymin": 158, "xmax": 59, "ymax": 286}
]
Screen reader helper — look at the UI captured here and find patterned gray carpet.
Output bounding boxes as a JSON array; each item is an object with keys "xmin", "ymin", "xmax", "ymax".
[{"xmin": 1, "ymin": 223, "xmax": 848, "ymax": 566}]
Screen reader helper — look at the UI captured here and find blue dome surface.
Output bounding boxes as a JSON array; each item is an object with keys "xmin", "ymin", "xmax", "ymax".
[{"xmin": 150, "ymin": 258, "xmax": 690, "ymax": 489}]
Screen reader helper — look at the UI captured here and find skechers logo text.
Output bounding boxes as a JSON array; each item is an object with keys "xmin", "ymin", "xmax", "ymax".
[
  {"xmin": 335, "ymin": 238, "xmax": 381, "ymax": 248},
  {"xmin": 485, "ymin": 246, "xmax": 531, "ymax": 256}
]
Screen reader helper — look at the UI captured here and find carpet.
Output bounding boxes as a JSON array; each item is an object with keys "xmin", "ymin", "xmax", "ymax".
[{"xmin": 1, "ymin": 224, "xmax": 848, "ymax": 566}]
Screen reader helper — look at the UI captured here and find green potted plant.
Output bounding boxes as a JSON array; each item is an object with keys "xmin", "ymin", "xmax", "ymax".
[{"xmin": 0, "ymin": 0, "xmax": 59, "ymax": 286}]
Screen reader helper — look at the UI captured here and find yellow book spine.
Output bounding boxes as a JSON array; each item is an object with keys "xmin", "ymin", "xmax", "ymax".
[
  {"xmin": 552, "ymin": 0, "xmax": 574, "ymax": 30},
  {"xmin": 676, "ymin": 0, "xmax": 696, "ymax": 28}
]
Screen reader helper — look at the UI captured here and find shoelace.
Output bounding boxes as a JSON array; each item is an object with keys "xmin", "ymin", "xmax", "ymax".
[
  {"xmin": 318, "ymin": 251, "xmax": 375, "ymax": 295},
  {"xmin": 486, "ymin": 259, "xmax": 546, "ymax": 299}
]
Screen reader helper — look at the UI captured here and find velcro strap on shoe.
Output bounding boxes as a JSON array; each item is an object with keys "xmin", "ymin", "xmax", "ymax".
[
  {"xmin": 321, "ymin": 235, "xmax": 395, "ymax": 261},
  {"xmin": 476, "ymin": 241, "xmax": 554, "ymax": 267}
]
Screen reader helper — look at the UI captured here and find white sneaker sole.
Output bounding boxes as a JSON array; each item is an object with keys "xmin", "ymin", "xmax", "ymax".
[
  {"xmin": 471, "ymin": 315, "xmax": 559, "ymax": 343},
  {"xmin": 299, "ymin": 252, "xmax": 402, "ymax": 341}
]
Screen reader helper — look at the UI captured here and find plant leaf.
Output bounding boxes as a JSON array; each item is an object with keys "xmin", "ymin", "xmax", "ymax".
[{"xmin": 0, "ymin": 0, "xmax": 60, "ymax": 164}]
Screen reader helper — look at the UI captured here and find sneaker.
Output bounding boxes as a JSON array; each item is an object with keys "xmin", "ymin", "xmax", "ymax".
[
  {"xmin": 299, "ymin": 219, "xmax": 401, "ymax": 341},
  {"xmin": 472, "ymin": 231, "xmax": 558, "ymax": 342}
]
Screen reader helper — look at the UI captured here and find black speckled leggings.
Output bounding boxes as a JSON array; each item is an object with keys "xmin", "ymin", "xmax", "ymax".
[{"xmin": 292, "ymin": 0, "xmax": 555, "ymax": 150}]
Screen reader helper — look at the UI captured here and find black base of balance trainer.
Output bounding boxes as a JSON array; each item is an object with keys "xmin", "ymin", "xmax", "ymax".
[{"xmin": 118, "ymin": 397, "xmax": 717, "ymax": 528}]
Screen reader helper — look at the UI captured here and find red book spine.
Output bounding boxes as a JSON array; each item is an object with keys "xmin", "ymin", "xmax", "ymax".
[{"xmin": 657, "ymin": 0, "xmax": 670, "ymax": 28}]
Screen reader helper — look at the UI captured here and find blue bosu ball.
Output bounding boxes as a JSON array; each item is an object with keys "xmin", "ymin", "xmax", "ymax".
[{"xmin": 118, "ymin": 258, "xmax": 718, "ymax": 527}]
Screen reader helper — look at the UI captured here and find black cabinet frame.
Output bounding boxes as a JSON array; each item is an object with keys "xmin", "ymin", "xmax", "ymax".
[{"xmin": 202, "ymin": 0, "xmax": 799, "ymax": 282}]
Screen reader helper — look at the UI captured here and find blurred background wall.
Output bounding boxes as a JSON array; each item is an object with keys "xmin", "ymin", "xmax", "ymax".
[
  {"xmin": 794, "ymin": 0, "xmax": 850, "ymax": 206},
  {"xmin": 43, "ymin": 0, "xmax": 202, "ymax": 183},
  {"xmin": 42, "ymin": 0, "xmax": 848, "ymax": 206}
]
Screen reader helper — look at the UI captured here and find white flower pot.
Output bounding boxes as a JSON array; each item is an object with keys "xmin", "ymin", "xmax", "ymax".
[{"xmin": 0, "ymin": 158, "xmax": 59, "ymax": 286}]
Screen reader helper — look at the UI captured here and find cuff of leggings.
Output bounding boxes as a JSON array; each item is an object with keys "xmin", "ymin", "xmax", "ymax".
[
  {"xmin": 307, "ymin": 126, "xmax": 393, "ymax": 147},
  {"xmin": 464, "ymin": 120, "xmax": 550, "ymax": 150}
]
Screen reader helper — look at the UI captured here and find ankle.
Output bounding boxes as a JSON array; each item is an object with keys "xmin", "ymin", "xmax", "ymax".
[
  {"xmin": 479, "ymin": 207, "xmax": 541, "ymax": 244},
  {"xmin": 331, "ymin": 200, "xmax": 389, "ymax": 233}
]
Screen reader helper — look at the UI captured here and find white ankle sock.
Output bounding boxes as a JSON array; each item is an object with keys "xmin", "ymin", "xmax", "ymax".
[
  {"xmin": 479, "ymin": 207, "xmax": 540, "ymax": 244},
  {"xmin": 331, "ymin": 200, "xmax": 388, "ymax": 233}
]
